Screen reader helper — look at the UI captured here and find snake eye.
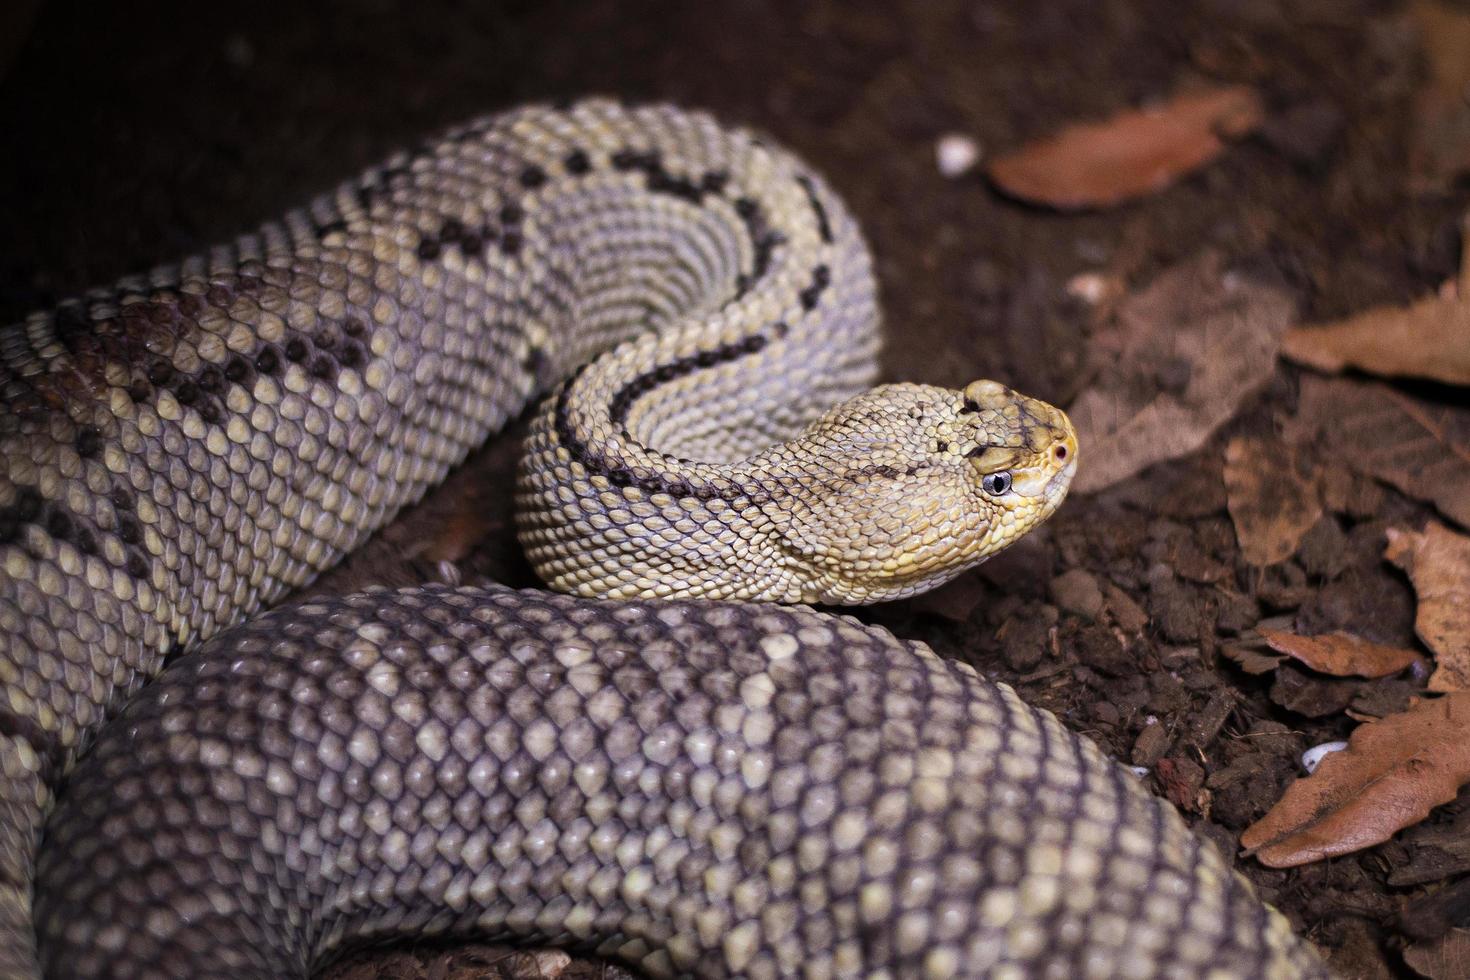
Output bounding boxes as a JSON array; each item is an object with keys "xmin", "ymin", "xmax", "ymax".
[{"xmin": 982, "ymin": 471, "xmax": 1013, "ymax": 496}]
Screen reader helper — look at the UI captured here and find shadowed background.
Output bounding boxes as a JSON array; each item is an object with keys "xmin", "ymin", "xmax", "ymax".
[{"xmin": 2, "ymin": 1, "xmax": 1464, "ymax": 976}]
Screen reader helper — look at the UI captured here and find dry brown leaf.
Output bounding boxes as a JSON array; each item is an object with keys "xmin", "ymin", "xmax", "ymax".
[
  {"xmin": 1330, "ymin": 916, "xmax": 1397, "ymax": 980},
  {"xmin": 1281, "ymin": 293, "xmax": 1470, "ymax": 387},
  {"xmin": 1223, "ymin": 436, "xmax": 1322, "ymax": 566},
  {"xmin": 1257, "ymin": 629, "xmax": 1423, "ymax": 679},
  {"xmin": 1405, "ymin": 928, "xmax": 1470, "ymax": 980},
  {"xmin": 987, "ymin": 85, "xmax": 1263, "ymax": 209},
  {"xmin": 1290, "ymin": 376, "xmax": 1470, "ymax": 528},
  {"xmin": 1409, "ymin": 0, "xmax": 1470, "ymax": 191},
  {"xmin": 1069, "ymin": 251, "xmax": 1294, "ymax": 493},
  {"xmin": 1222, "ymin": 642, "xmax": 1285, "ymax": 675},
  {"xmin": 1241, "ymin": 693, "xmax": 1470, "ymax": 867},
  {"xmin": 1386, "ymin": 523, "xmax": 1470, "ymax": 693}
]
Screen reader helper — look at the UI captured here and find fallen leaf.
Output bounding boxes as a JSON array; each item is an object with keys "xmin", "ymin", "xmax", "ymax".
[
  {"xmin": 1329, "ymin": 916, "xmax": 1397, "ymax": 980},
  {"xmin": 1319, "ymin": 462, "xmax": 1387, "ymax": 519},
  {"xmin": 1069, "ymin": 251, "xmax": 1295, "ymax": 493},
  {"xmin": 1386, "ymin": 523, "xmax": 1470, "ymax": 693},
  {"xmin": 1406, "ymin": 928, "xmax": 1470, "ymax": 980},
  {"xmin": 987, "ymin": 85, "xmax": 1263, "ymax": 209},
  {"xmin": 1281, "ymin": 293, "xmax": 1470, "ymax": 387},
  {"xmin": 1258, "ymin": 629, "xmax": 1423, "ymax": 679},
  {"xmin": 1290, "ymin": 376, "xmax": 1470, "ymax": 528},
  {"xmin": 1223, "ymin": 436, "xmax": 1322, "ymax": 566},
  {"xmin": 1241, "ymin": 692, "xmax": 1470, "ymax": 867},
  {"xmin": 1223, "ymin": 642, "xmax": 1286, "ymax": 675},
  {"xmin": 1409, "ymin": 0, "xmax": 1470, "ymax": 191}
]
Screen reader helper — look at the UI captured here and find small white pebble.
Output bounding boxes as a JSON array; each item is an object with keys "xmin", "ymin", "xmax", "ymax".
[
  {"xmin": 1302, "ymin": 741, "xmax": 1348, "ymax": 774},
  {"xmin": 1065, "ymin": 271, "xmax": 1117, "ymax": 306},
  {"xmin": 1129, "ymin": 766, "xmax": 1151, "ymax": 779},
  {"xmin": 935, "ymin": 133, "xmax": 982, "ymax": 178}
]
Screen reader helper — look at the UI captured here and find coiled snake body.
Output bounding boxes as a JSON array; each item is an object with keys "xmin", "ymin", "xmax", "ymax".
[{"xmin": 0, "ymin": 101, "xmax": 1328, "ymax": 978}]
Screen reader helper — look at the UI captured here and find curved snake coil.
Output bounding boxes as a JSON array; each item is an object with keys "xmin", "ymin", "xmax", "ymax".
[{"xmin": 0, "ymin": 101, "xmax": 1328, "ymax": 978}]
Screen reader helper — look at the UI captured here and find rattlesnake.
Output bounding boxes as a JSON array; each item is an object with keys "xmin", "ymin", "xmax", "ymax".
[{"xmin": 0, "ymin": 100, "xmax": 1328, "ymax": 978}]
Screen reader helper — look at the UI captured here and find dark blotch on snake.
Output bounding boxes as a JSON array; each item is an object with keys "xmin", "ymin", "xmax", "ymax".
[
  {"xmin": 564, "ymin": 150, "xmax": 591, "ymax": 175},
  {"xmin": 75, "ymin": 428, "xmax": 102, "ymax": 459},
  {"xmin": 255, "ymin": 346, "xmax": 282, "ymax": 376},
  {"xmin": 799, "ymin": 265, "xmax": 831, "ymax": 311}
]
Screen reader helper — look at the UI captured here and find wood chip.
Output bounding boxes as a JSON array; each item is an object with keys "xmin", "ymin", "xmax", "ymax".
[
  {"xmin": 987, "ymin": 85, "xmax": 1263, "ymax": 209},
  {"xmin": 1258, "ymin": 629, "xmax": 1424, "ymax": 680},
  {"xmin": 1156, "ymin": 756, "xmax": 1207, "ymax": 813},
  {"xmin": 1386, "ymin": 523, "xmax": 1470, "ymax": 693},
  {"xmin": 1242, "ymin": 693, "xmax": 1470, "ymax": 867}
]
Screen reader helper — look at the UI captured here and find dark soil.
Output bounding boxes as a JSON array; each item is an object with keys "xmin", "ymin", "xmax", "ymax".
[{"xmin": 4, "ymin": 1, "xmax": 1468, "ymax": 977}]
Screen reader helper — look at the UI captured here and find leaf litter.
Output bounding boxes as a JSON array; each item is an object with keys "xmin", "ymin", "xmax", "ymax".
[
  {"xmin": 1241, "ymin": 693, "xmax": 1470, "ymax": 867},
  {"xmin": 1256, "ymin": 629, "xmax": 1423, "ymax": 680},
  {"xmin": 1386, "ymin": 523, "xmax": 1470, "ymax": 694},
  {"xmin": 1280, "ymin": 295, "xmax": 1470, "ymax": 387},
  {"xmin": 1068, "ymin": 251, "xmax": 1294, "ymax": 493},
  {"xmin": 1222, "ymin": 435, "xmax": 1322, "ymax": 567},
  {"xmin": 1289, "ymin": 376, "xmax": 1470, "ymax": 530},
  {"xmin": 986, "ymin": 84, "xmax": 1263, "ymax": 209},
  {"xmin": 1281, "ymin": 211, "xmax": 1470, "ymax": 387}
]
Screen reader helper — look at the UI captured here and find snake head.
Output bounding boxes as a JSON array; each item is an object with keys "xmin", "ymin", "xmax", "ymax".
[
  {"xmin": 954, "ymin": 378, "xmax": 1077, "ymax": 515},
  {"xmin": 772, "ymin": 379, "xmax": 1078, "ymax": 604}
]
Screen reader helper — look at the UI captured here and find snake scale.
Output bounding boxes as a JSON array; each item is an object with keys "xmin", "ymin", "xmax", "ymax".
[{"xmin": 0, "ymin": 100, "xmax": 1330, "ymax": 978}]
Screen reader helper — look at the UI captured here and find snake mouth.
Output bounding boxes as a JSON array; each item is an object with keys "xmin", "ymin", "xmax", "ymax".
[{"xmin": 1046, "ymin": 453, "xmax": 1079, "ymax": 500}]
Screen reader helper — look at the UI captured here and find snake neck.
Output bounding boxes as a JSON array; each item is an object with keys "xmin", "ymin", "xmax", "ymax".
[{"xmin": 514, "ymin": 138, "xmax": 887, "ymax": 603}]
